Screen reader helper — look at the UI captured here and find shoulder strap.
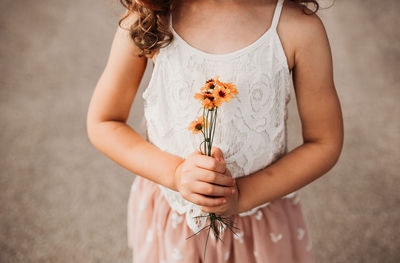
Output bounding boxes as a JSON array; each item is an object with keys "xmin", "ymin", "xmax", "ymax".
[
  {"xmin": 270, "ymin": 0, "xmax": 285, "ymax": 30},
  {"xmin": 169, "ymin": 12, "xmax": 174, "ymax": 31}
]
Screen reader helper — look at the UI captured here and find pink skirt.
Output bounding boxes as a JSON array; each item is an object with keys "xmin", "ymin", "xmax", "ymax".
[{"xmin": 127, "ymin": 176, "xmax": 315, "ymax": 263}]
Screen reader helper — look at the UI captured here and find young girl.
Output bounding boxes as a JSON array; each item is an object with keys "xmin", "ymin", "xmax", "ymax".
[{"xmin": 87, "ymin": 0, "xmax": 343, "ymax": 262}]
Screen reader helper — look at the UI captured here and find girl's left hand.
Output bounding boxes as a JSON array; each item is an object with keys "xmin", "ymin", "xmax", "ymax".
[
  {"xmin": 200, "ymin": 148, "xmax": 240, "ymax": 216},
  {"xmin": 200, "ymin": 168, "xmax": 239, "ymax": 216}
]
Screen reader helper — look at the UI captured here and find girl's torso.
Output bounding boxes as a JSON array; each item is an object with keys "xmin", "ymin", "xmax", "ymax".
[{"xmin": 141, "ymin": 0, "xmax": 298, "ymax": 234}]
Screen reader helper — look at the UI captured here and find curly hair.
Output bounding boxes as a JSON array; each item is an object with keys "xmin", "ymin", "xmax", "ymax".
[{"xmin": 119, "ymin": 0, "xmax": 320, "ymax": 58}]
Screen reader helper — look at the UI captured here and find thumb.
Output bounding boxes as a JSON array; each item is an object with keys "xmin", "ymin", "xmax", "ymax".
[
  {"xmin": 211, "ymin": 146, "xmax": 225, "ymax": 163},
  {"xmin": 195, "ymin": 149, "xmax": 204, "ymax": 155}
]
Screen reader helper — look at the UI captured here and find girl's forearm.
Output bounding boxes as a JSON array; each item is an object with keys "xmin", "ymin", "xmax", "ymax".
[
  {"xmin": 87, "ymin": 120, "xmax": 184, "ymax": 191},
  {"xmin": 236, "ymin": 141, "xmax": 342, "ymax": 214}
]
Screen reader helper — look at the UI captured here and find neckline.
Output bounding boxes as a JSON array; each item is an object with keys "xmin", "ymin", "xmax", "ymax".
[{"xmin": 169, "ymin": 0, "xmax": 281, "ymax": 60}]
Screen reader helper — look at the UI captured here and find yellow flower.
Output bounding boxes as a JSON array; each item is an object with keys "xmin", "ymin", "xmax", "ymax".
[{"xmin": 188, "ymin": 116, "xmax": 208, "ymax": 134}]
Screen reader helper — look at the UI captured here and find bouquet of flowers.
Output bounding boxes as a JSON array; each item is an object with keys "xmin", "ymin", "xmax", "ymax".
[{"xmin": 187, "ymin": 76, "xmax": 240, "ymax": 259}]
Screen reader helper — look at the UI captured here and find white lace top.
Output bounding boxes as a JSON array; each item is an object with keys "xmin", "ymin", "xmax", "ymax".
[{"xmin": 138, "ymin": 0, "xmax": 297, "ymax": 234}]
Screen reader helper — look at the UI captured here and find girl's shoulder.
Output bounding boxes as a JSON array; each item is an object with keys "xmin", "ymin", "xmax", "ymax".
[
  {"xmin": 279, "ymin": 1, "xmax": 330, "ymax": 70},
  {"xmin": 285, "ymin": 2, "xmax": 326, "ymax": 35},
  {"xmin": 281, "ymin": 1, "xmax": 324, "ymax": 27}
]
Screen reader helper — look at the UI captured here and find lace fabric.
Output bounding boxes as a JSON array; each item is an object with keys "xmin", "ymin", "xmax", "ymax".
[{"xmin": 139, "ymin": 0, "xmax": 297, "ymax": 234}]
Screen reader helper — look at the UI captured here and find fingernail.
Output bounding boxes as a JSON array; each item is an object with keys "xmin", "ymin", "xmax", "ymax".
[{"xmin": 232, "ymin": 188, "xmax": 235, "ymax": 194}]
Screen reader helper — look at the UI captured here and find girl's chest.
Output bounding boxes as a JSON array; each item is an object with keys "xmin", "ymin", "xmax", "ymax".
[
  {"xmin": 151, "ymin": 8, "xmax": 295, "ymax": 69},
  {"xmin": 151, "ymin": 34, "xmax": 294, "ymax": 71}
]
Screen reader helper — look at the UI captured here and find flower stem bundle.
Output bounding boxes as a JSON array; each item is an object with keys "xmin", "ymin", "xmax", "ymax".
[{"xmin": 187, "ymin": 76, "xmax": 240, "ymax": 260}]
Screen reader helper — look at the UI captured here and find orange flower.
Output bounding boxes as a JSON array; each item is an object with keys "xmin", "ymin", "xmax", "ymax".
[
  {"xmin": 200, "ymin": 79, "xmax": 216, "ymax": 92},
  {"xmin": 188, "ymin": 115, "xmax": 208, "ymax": 134},
  {"xmin": 223, "ymin": 82, "xmax": 238, "ymax": 95},
  {"xmin": 214, "ymin": 76, "xmax": 224, "ymax": 88},
  {"xmin": 195, "ymin": 76, "xmax": 238, "ymax": 109},
  {"xmin": 215, "ymin": 76, "xmax": 238, "ymax": 96},
  {"xmin": 195, "ymin": 91, "xmax": 222, "ymax": 109},
  {"xmin": 203, "ymin": 92, "xmax": 224, "ymax": 109},
  {"xmin": 212, "ymin": 85, "xmax": 234, "ymax": 103},
  {"xmin": 194, "ymin": 92, "xmax": 205, "ymax": 100}
]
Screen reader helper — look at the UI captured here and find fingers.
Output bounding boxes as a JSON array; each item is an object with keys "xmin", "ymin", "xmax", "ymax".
[
  {"xmin": 193, "ymin": 153, "xmax": 226, "ymax": 174},
  {"xmin": 195, "ymin": 168, "xmax": 235, "ymax": 187},
  {"xmin": 191, "ymin": 181, "xmax": 235, "ymax": 197},
  {"xmin": 185, "ymin": 192, "xmax": 227, "ymax": 207},
  {"xmin": 211, "ymin": 146, "xmax": 225, "ymax": 163},
  {"xmin": 196, "ymin": 147, "xmax": 225, "ymax": 164}
]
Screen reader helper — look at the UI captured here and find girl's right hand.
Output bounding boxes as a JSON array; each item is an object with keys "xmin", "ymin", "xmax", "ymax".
[{"xmin": 173, "ymin": 147, "xmax": 236, "ymax": 207}]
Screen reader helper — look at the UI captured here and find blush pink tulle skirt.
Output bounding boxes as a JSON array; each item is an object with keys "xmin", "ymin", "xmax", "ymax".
[{"xmin": 127, "ymin": 176, "xmax": 315, "ymax": 263}]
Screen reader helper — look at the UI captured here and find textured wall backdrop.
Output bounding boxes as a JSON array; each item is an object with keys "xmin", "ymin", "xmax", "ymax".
[{"xmin": 0, "ymin": 0, "xmax": 399, "ymax": 262}]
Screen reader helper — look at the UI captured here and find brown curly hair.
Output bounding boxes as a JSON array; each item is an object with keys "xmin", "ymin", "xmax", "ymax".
[{"xmin": 119, "ymin": 0, "xmax": 320, "ymax": 58}]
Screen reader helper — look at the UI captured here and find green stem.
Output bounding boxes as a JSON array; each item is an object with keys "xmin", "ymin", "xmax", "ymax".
[
  {"xmin": 210, "ymin": 107, "xmax": 218, "ymax": 148},
  {"xmin": 205, "ymin": 109, "xmax": 210, "ymax": 155},
  {"xmin": 199, "ymin": 130, "xmax": 206, "ymax": 155},
  {"xmin": 185, "ymin": 223, "xmax": 210, "ymax": 240},
  {"xmin": 208, "ymin": 108, "xmax": 214, "ymax": 154},
  {"xmin": 203, "ymin": 107, "xmax": 206, "ymax": 155}
]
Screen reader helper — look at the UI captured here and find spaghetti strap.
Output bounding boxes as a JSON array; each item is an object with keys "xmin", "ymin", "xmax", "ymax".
[
  {"xmin": 169, "ymin": 11, "xmax": 172, "ymax": 29},
  {"xmin": 271, "ymin": 0, "xmax": 285, "ymax": 31}
]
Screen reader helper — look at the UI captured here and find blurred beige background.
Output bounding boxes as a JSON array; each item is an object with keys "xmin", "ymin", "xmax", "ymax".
[{"xmin": 1, "ymin": 0, "xmax": 399, "ymax": 262}]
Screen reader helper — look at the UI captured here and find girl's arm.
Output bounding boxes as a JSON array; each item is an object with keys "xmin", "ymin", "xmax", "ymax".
[
  {"xmin": 86, "ymin": 16, "xmax": 184, "ymax": 191},
  {"xmin": 236, "ymin": 11, "xmax": 344, "ymax": 213},
  {"xmin": 86, "ymin": 15, "xmax": 235, "ymax": 206}
]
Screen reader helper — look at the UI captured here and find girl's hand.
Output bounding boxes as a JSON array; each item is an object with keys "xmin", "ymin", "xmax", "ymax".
[
  {"xmin": 199, "ymin": 165, "xmax": 240, "ymax": 216},
  {"xmin": 173, "ymin": 147, "xmax": 236, "ymax": 208}
]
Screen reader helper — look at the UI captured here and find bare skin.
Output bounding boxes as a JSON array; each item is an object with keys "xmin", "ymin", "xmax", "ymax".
[{"xmin": 87, "ymin": 0, "xmax": 343, "ymax": 216}]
